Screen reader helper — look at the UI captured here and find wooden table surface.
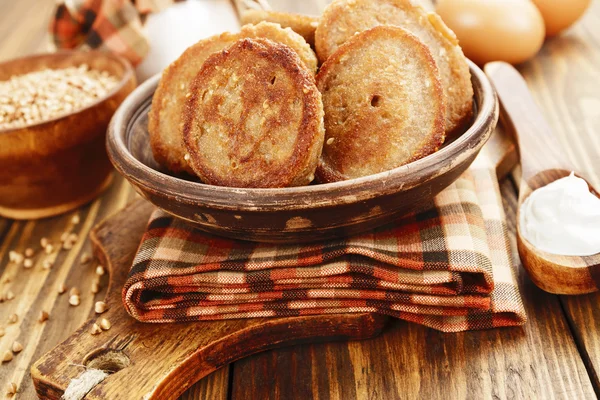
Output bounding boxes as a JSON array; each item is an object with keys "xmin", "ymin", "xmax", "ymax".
[{"xmin": 1, "ymin": 0, "xmax": 599, "ymax": 398}]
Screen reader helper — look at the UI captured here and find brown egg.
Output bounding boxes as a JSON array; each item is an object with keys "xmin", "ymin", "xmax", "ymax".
[
  {"xmin": 532, "ymin": 0, "xmax": 592, "ymax": 36},
  {"xmin": 436, "ymin": 0, "xmax": 546, "ymax": 65}
]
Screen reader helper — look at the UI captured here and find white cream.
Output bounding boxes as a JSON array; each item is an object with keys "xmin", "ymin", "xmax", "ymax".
[{"xmin": 519, "ymin": 172, "xmax": 600, "ymax": 257}]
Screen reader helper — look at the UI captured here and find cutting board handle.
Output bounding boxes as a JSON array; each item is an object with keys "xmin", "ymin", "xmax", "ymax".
[{"xmin": 31, "ymin": 201, "xmax": 388, "ymax": 400}]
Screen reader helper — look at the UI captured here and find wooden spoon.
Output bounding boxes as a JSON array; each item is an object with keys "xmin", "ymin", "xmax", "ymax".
[{"xmin": 485, "ymin": 61, "xmax": 600, "ymax": 295}]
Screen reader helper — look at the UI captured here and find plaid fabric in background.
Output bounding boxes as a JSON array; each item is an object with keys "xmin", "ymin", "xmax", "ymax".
[
  {"xmin": 123, "ymin": 167, "xmax": 527, "ymax": 332},
  {"xmin": 49, "ymin": 0, "xmax": 168, "ymax": 65}
]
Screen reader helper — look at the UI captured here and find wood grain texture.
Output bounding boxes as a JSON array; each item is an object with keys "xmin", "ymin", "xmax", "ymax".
[
  {"xmin": 486, "ymin": 61, "xmax": 599, "ymax": 295},
  {"xmin": 0, "ymin": 175, "xmax": 138, "ymax": 397},
  {"xmin": 516, "ymin": 0, "xmax": 600, "ymax": 394},
  {"xmin": 0, "ymin": 1, "xmax": 228, "ymax": 396},
  {"xmin": 1, "ymin": 0, "xmax": 600, "ymax": 399},
  {"xmin": 31, "ymin": 200, "xmax": 387, "ymax": 399},
  {"xmin": 229, "ymin": 138, "xmax": 596, "ymax": 400}
]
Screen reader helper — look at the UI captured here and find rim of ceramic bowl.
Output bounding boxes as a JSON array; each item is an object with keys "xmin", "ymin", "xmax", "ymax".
[
  {"xmin": 108, "ymin": 60, "xmax": 498, "ymax": 211},
  {"xmin": 0, "ymin": 50, "xmax": 134, "ymax": 134}
]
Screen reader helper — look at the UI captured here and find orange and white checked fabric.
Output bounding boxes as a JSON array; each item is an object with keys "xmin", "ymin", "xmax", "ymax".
[
  {"xmin": 49, "ymin": 0, "xmax": 169, "ymax": 65},
  {"xmin": 123, "ymin": 167, "xmax": 527, "ymax": 332}
]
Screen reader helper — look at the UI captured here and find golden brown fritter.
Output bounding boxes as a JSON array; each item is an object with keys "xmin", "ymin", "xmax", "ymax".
[
  {"xmin": 315, "ymin": 0, "xmax": 473, "ymax": 136},
  {"xmin": 183, "ymin": 38, "xmax": 325, "ymax": 188},
  {"xmin": 315, "ymin": 26, "xmax": 445, "ymax": 182},
  {"xmin": 148, "ymin": 31, "xmax": 237, "ymax": 175},
  {"xmin": 241, "ymin": 9, "xmax": 319, "ymax": 47},
  {"xmin": 148, "ymin": 22, "xmax": 317, "ymax": 175}
]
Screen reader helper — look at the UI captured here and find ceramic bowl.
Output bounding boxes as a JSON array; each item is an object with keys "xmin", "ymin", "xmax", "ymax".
[
  {"xmin": 107, "ymin": 61, "xmax": 497, "ymax": 243},
  {"xmin": 0, "ymin": 51, "xmax": 136, "ymax": 219}
]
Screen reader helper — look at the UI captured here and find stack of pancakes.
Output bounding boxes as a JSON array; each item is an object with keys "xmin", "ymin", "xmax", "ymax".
[{"xmin": 149, "ymin": 0, "xmax": 473, "ymax": 188}]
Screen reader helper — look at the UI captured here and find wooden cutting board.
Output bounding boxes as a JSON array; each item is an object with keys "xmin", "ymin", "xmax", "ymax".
[
  {"xmin": 31, "ymin": 125, "xmax": 516, "ymax": 400},
  {"xmin": 30, "ymin": 199, "xmax": 388, "ymax": 400}
]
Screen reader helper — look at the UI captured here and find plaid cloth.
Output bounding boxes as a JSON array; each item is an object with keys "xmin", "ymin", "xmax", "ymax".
[
  {"xmin": 123, "ymin": 167, "xmax": 527, "ymax": 332},
  {"xmin": 49, "ymin": 0, "xmax": 161, "ymax": 65}
]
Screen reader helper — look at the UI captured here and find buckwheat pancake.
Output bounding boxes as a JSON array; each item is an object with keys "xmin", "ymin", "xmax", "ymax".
[
  {"xmin": 183, "ymin": 38, "xmax": 324, "ymax": 188},
  {"xmin": 241, "ymin": 9, "xmax": 319, "ymax": 47},
  {"xmin": 148, "ymin": 22, "xmax": 317, "ymax": 175},
  {"xmin": 315, "ymin": 26, "xmax": 445, "ymax": 183},
  {"xmin": 315, "ymin": 0, "xmax": 473, "ymax": 136}
]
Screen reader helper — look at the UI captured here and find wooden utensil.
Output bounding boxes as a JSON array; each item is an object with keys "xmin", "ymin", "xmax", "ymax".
[
  {"xmin": 107, "ymin": 61, "xmax": 498, "ymax": 243},
  {"xmin": 31, "ymin": 200, "xmax": 388, "ymax": 400},
  {"xmin": 0, "ymin": 51, "xmax": 136, "ymax": 220},
  {"xmin": 485, "ymin": 61, "xmax": 600, "ymax": 295},
  {"xmin": 31, "ymin": 121, "xmax": 518, "ymax": 399}
]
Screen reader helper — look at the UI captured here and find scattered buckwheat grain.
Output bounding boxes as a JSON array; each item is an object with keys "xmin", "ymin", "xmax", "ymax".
[
  {"xmin": 58, "ymin": 283, "xmax": 67, "ymax": 294},
  {"xmin": 2, "ymin": 350, "xmax": 13, "ymax": 362},
  {"xmin": 11, "ymin": 341, "xmax": 23, "ymax": 353},
  {"xmin": 69, "ymin": 294, "xmax": 80, "ymax": 306},
  {"xmin": 90, "ymin": 323, "xmax": 102, "ymax": 335},
  {"xmin": 6, "ymin": 382, "xmax": 17, "ymax": 395},
  {"xmin": 39, "ymin": 310, "xmax": 49, "ymax": 323},
  {"xmin": 95, "ymin": 301, "xmax": 108, "ymax": 314},
  {"xmin": 99, "ymin": 318, "xmax": 111, "ymax": 331}
]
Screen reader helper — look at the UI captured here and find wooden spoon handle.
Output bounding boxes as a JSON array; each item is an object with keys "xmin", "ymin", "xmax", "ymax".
[{"xmin": 484, "ymin": 62, "xmax": 571, "ymax": 182}]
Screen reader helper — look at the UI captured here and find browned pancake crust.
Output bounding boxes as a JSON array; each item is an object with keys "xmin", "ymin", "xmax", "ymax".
[
  {"xmin": 241, "ymin": 9, "xmax": 319, "ymax": 47},
  {"xmin": 148, "ymin": 31, "xmax": 237, "ymax": 175},
  {"xmin": 183, "ymin": 38, "xmax": 324, "ymax": 188},
  {"xmin": 315, "ymin": 0, "xmax": 473, "ymax": 136},
  {"xmin": 148, "ymin": 23, "xmax": 317, "ymax": 175},
  {"xmin": 315, "ymin": 26, "xmax": 445, "ymax": 182}
]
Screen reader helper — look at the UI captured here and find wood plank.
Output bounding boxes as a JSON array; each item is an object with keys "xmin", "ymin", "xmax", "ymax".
[
  {"xmin": 516, "ymin": 1, "xmax": 600, "ymax": 396},
  {"xmin": 561, "ymin": 294, "xmax": 600, "ymax": 396},
  {"xmin": 180, "ymin": 367, "xmax": 230, "ymax": 400},
  {"xmin": 518, "ymin": 1, "xmax": 600, "ymax": 188},
  {"xmin": 230, "ymin": 179, "xmax": 595, "ymax": 400},
  {"xmin": 0, "ymin": 0, "xmax": 597, "ymax": 399},
  {"xmin": 0, "ymin": 1, "xmax": 230, "ymax": 397},
  {"xmin": 0, "ymin": 0, "xmax": 229, "ymax": 396},
  {"xmin": 231, "ymin": 1, "xmax": 597, "ymax": 398},
  {"xmin": 0, "ymin": 174, "xmax": 135, "ymax": 396}
]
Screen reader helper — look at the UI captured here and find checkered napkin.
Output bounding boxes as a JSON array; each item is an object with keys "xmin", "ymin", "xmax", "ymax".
[
  {"xmin": 123, "ymin": 167, "xmax": 527, "ymax": 332},
  {"xmin": 49, "ymin": 0, "xmax": 169, "ymax": 65}
]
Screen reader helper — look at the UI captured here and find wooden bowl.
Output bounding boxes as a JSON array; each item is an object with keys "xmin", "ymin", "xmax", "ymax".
[
  {"xmin": 0, "ymin": 51, "xmax": 136, "ymax": 220},
  {"xmin": 108, "ymin": 61, "xmax": 497, "ymax": 243}
]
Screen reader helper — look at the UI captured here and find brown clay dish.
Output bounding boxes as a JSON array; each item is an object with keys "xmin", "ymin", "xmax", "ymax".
[
  {"xmin": 107, "ymin": 61, "xmax": 497, "ymax": 243},
  {"xmin": 0, "ymin": 51, "xmax": 136, "ymax": 220}
]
